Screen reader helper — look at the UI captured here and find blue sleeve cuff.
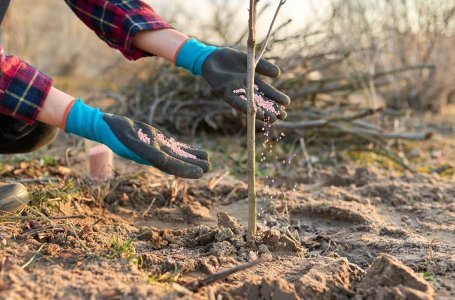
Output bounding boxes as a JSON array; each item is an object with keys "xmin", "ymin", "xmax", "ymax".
[{"xmin": 175, "ymin": 38, "xmax": 218, "ymax": 76}]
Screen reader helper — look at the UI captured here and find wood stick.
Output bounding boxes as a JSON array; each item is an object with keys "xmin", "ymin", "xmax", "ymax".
[
  {"xmin": 273, "ymin": 119, "xmax": 328, "ymax": 129},
  {"xmin": 256, "ymin": 0, "xmax": 287, "ymax": 63},
  {"xmin": 247, "ymin": 0, "xmax": 258, "ymax": 239},
  {"xmin": 22, "ymin": 243, "xmax": 46, "ymax": 269},
  {"xmin": 16, "ymin": 177, "xmax": 60, "ymax": 184},
  {"xmin": 1, "ymin": 215, "xmax": 86, "ymax": 222},
  {"xmin": 383, "ymin": 132, "xmax": 432, "ymax": 140},
  {"xmin": 186, "ymin": 259, "xmax": 264, "ymax": 292},
  {"xmin": 328, "ymin": 107, "xmax": 384, "ymax": 122}
]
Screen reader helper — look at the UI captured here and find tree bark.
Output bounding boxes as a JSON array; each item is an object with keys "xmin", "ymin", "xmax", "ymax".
[{"xmin": 247, "ymin": 0, "xmax": 258, "ymax": 238}]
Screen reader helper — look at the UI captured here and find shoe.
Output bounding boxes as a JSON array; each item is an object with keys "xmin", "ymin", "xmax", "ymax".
[{"xmin": 0, "ymin": 182, "xmax": 29, "ymax": 213}]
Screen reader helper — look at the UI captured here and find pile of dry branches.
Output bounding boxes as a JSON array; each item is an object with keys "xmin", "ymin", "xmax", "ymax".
[{"xmin": 102, "ymin": 0, "xmax": 447, "ymax": 170}]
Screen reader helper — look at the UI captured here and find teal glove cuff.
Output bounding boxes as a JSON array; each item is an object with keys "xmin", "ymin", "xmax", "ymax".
[
  {"xmin": 65, "ymin": 98, "xmax": 103, "ymax": 141},
  {"xmin": 65, "ymin": 98, "xmax": 149, "ymax": 165},
  {"xmin": 175, "ymin": 38, "xmax": 218, "ymax": 76}
]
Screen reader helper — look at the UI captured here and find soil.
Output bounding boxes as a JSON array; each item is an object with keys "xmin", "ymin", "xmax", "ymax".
[{"xmin": 0, "ymin": 146, "xmax": 454, "ymax": 300}]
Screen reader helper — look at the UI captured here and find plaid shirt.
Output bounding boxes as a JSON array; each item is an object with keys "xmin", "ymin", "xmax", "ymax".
[{"xmin": 0, "ymin": 0, "xmax": 171, "ymax": 125}]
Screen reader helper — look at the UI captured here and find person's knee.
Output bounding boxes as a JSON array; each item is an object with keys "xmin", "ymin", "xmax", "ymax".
[{"xmin": 0, "ymin": 122, "xmax": 59, "ymax": 154}]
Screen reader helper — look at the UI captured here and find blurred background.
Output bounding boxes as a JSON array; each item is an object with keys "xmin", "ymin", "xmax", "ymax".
[{"xmin": 2, "ymin": 0, "xmax": 455, "ymax": 175}]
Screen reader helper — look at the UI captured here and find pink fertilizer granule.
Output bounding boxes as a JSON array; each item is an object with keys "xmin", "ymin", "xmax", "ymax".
[
  {"xmin": 137, "ymin": 128, "xmax": 151, "ymax": 144},
  {"xmin": 233, "ymin": 87, "xmax": 279, "ymax": 115},
  {"xmin": 156, "ymin": 133, "xmax": 197, "ymax": 159}
]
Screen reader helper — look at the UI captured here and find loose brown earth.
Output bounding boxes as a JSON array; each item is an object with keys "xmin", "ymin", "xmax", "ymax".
[{"xmin": 0, "ymin": 142, "xmax": 454, "ymax": 300}]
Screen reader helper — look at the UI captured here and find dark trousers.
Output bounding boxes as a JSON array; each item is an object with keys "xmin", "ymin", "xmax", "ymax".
[
  {"xmin": 0, "ymin": 116, "xmax": 59, "ymax": 154},
  {"xmin": 0, "ymin": 0, "xmax": 10, "ymax": 26}
]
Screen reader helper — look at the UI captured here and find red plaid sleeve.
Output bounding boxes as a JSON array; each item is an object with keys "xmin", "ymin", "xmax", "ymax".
[
  {"xmin": 0, "ymin": 46, "xmax": 53, "ymax": 125},
  {"xmin": 64, "ymin": 0, "xmax": 172, "ymax": 60}
]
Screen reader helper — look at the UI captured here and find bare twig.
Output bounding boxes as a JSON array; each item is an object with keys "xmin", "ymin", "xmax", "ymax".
[
  {"xmin": 142, "ymin": 198, "xmax": 156, "ymax": 217},
  {"xmin": 22, "ymin": 225, "xmax": 65, "ymax": 236},
  {"xmin": 256, "ymin": 0, "xmax": 287, "ymax": 63},
  {"xmin": 328, "ymin": 107, "xmax": 384, "ymax": 122},
  {"xmin": 185, "ymin": 259, "xmax": 264, "ymax": 292},
  {"xmin": 78, "ymin": 218, "xmax": 102, "ymax": 238},
  {"xmin": 1, "ymin": 215, "xmax": 86, "ymax": 222},
  {"xmin": 383, "ymin": 132, "xmax": 432, "ymax": 140},
  {"xmin": 22, "ymin": 243, "xmax": 46, "ymax": 269},
  {"xmin": 273, "ymin": 119, "xmax": 328, "ymax": 129},
  {"xmin": 15, "ymin": 177, "xmax": 60, "ymax": 184},
  {"xmin": 300, "ymin": 137, "xmax": 314, "ymax": 179}
]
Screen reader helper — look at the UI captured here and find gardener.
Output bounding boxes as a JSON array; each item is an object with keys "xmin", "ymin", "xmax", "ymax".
[{"xmin": 0, "ymin": 0, "xmax": 290, "ymax": 213}]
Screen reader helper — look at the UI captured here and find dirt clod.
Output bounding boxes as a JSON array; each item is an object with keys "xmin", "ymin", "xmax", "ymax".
[
  {"xmin": 217, "ymin": 211, "xmax": 241, "ymax": 230},
  {"xmin": 356, "ymin": 254, "xmax": 434, "ymax": 299},
  {"xmin": 215, "ymin": 228, "xmax": 235, "ymax": 242},
  {"xmin": 295, "ymin": 257, "xmax": 363, "ymax": 300},
  {"xmin": 258, "ymin": 244, "xmax": 270, "ymax": 254},
  {"xmin": 2, "ymin": 158, "xmax": 454, "ymax": 299},
  {"xmin": 262, "ymin": 229, "xmax": 281, "ymax": 247},
  {"xmin": 241, "ymin": 277, "xmax": 300, "ymax": 300},
  {"xmin": 211, "ymin": 241, "xmax": 236, "ymax": 257},
  {"xmin": 261, "ymin": 228, "xmax": 305, "ymax": 254}
]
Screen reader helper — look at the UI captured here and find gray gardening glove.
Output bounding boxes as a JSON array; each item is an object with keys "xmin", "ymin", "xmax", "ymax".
[
  {"xmin": 65, "ymin": 99, "xmax": 211, "ymax": 179},
  {"xmin": 202, "ymin": 48, "xmax": 291, "ymax": 123}
]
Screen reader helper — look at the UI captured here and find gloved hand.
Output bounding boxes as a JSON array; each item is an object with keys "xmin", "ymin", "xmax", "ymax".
[
  {"xmin": 176, "ymin": 38, "xmax": 290, "ymax": 123},
  {"xmin": 64, "ymin": 99, "xmax": 210, "ymax": 179}
]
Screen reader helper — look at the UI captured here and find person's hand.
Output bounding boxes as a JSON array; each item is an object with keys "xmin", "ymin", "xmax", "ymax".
[
  {"xmin": 175, "ymin": 39, "xmax": 291, "ymax": 123},
  {"xmin": 64, "ymin": 99, "xmax": 210, "ymax": 179},
  {"xmin": 203, "ymin": 48, "xmax": 290, "ymax": 123}
]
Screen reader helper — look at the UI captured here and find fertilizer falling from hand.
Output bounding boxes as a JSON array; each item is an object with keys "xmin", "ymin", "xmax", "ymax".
[
  {"xmin": 259, "ymin": 124, "xmax": 301, "ymax": 209},
  {"xmin": 234, "ymin": 84, "xmax": 301, "ymax": 222},
  {"xmin": 233, "ymin": 88, "xmax": 280, "ymax": 115}
]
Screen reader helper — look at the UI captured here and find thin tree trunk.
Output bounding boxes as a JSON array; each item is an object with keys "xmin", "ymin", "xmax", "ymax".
[{"xmin": 247, "ymin": 0, "xmax": 258, "ymax": 239}]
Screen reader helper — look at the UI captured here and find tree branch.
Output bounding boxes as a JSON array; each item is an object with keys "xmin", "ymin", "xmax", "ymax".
[{"xmin": 256, "ymin": 0, "xmax": 287, "ymax": 63}]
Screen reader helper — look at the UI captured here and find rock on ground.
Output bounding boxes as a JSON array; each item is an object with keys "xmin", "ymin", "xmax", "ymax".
[
  {"xmin": 294, "ymin": 257, "xmax": 364, "ymax": 300},
  {"xmin": 356, "ymin": 253, "xmax": 435, "ymax": 300}
]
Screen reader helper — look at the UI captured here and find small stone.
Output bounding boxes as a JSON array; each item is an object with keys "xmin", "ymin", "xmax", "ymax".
[
  {"xmin": 248, "ymin": 251, "xmax": 258, "ymax": 261},
  {"xmin": 217, "ymin": 212, "xmax": 240, "ymax": 229},
  {"xmin": 210, "ymin": 241, "xmax": 235, "ymax": 257},
  {"xmin": 262, "ymin": 229, "xmax": 281, "ymax": 246},
  {"xmin": 260, "ymin": 252, "xmax": 273, "ymax": 261},
  {"xmin": 195, "ymin": 230, "xmax": 217, "ymax": 246},
  {"xmin": 431, "ymin": 150, "xmax": 442, "ymax": 158},
  {"xmin": 230, "ymin": 235, "xmax": 247, "ymax": 248},
  {"xmin": 265, "ymin": 216, "xmax": 278, "ymax": 226},
  {"xmin": 57, "ymin": 166, "xmax": 72, "ymax": 176},
  {"xmin": 200, "ymin": 260, "xmax": 217, "ymax": 274},
  {"xmin": 358, "ymin": 254, "xmax": 434, "ymax": 298},
  {"xmin": 150, "ymin": 231, "xmax": 168, "ymax": 249},
  {"xmin": 239, "ymin": 251, "xmax": 248, "ymax": 261},
  {"xmin": 215, "ymin": 228, "xmax": 235, "ymax": 242},
  {"xmin": 401, "ymin": 216, "xmax": 412, "ymax": 225},
  {"xmin": 258, "ymin": 244, "xmax": 270, "ymax": 254}
]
